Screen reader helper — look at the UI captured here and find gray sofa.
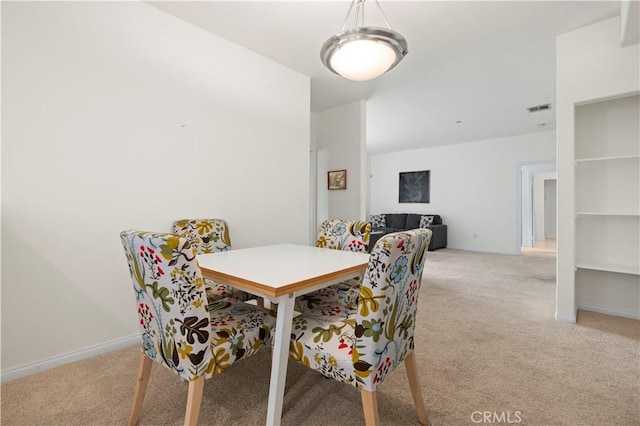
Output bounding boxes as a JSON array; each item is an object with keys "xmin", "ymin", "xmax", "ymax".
[{"xmin": 369, "ymin": 213, "xmax": 447, "ymax": 252}]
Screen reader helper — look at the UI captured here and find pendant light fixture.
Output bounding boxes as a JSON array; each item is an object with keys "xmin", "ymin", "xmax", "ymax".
[{"xmin": 321, "ymin": 0, "xmax": 408, "ymax": 82}]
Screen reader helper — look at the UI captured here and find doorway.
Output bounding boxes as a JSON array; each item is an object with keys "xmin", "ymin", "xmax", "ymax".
[
  {"xmin": 520, "ymin": 162, "xmax": 556, "ymax": 253},
  {"xmin": 530, "ymin": 177, "xmax": 557, "ymax": 253}
]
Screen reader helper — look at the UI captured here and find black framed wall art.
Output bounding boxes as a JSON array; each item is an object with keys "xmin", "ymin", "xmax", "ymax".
[{"xmin": 399, "ymin": 170, "xmax": 430, "ymax": 203}]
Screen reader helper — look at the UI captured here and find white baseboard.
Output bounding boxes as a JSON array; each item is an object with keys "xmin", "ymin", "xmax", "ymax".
[
  {"xmin": 577, "ymin": 303, "xmax": 640, "ymax": 321},
  {"xmin": 444, "ymin": 245, "xmax": 519, "ymax": 255},
  {"xmin": 1, "ymin": 334, "xmax": 139, "ymax": 383},
  {"xmin": 555, "ymin": 310, "xmax": 577, "ymax": 323}
]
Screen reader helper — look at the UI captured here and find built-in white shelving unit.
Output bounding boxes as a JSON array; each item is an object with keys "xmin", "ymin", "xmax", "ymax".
[
  {"xmin": 576, "ymin": 212, "xmax": 639, "ymax": 217},
  {"xmin": 575, "ymin": 261, "xmax": 640, "ymax": 275},
  {"xmin": 574, "ymin": 94, "xmax": 640, "ymax": 319},
  {"xmin": 575, "ymin": 154, "xmax": 640, "ymax": 167}
]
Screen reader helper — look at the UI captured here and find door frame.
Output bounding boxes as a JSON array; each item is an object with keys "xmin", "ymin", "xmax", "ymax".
[{"xmin": 518, "ymin": 161, "xmax": 556, "ymax": 250}]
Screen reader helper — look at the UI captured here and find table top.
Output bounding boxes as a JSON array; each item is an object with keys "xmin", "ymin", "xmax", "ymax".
[{"xmin": 197, "ymin": 243, "xmax": 370, "ymax": 298}]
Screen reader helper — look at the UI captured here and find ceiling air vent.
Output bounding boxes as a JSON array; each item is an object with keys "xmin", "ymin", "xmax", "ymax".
[{"xmin": 527, "ymin": 103, "xmax": 552, "ymax": 113}]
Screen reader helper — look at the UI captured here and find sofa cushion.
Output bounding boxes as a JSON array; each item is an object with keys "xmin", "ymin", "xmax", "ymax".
[
  {"xmin": 369, "ymin": 214, "xmax": 386, "ymax": 228},
  {"xmin": 385, "ymin": 213, "xmax": 407, "ymax": 229},
  {"xmin": 371, "ymin": 227, "xmax": 403, "ymax": 234},
  {"xmin": 405, "ymin": 214, "xmax": 422, "ymax": 229},
  {"xmin": 420, "ymin": 215, "xmax": 435, "ymax": 227},
  {"xmin": 419, "ymin": 214, "xmax": 442, "ymax": 225}
]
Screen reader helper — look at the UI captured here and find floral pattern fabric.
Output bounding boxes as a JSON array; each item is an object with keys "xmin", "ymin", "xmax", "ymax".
[
  {"xmin": 120, "ymin": 230, "xmax": 274, "ymax": 381},
  {"xmin": 297, "ymin": 220, "xmax": 372, "ymax": 312},
  {"xmin": 172, "ymin": 219, "xmax": 232, "ymax": 253},
  {"xmin": 315, "ymin": 219, "xmax": 371, "ymax": 252},
  {"xmin": 369, "ymin": 214, "xmax": 386, "ymax": 228},
  {"xmin": 172, "ymin": 219, "xmax": 250, "ymax": 302},
  {"xmin": 296, "ymin": 282, "xmax": 361, "ymax": 312},
  {"xmin": 289, "ymin": 229, "xmax": 432, "ymax": 392}
]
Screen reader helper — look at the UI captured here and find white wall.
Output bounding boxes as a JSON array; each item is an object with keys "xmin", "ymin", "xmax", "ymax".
[
  {"xmin": 315, "ymin": 101, "xmax": 366, "ymax": 229},
  {"xmin": 556, "ymin": 16, "xmax": 640, "ymax": 322},
  {"xmin": 1, "ymin": 2, "xmax": 310, "ymax": 373},
  {"xmin": 370, "ymin": 131, "xmax": 555, "ymax": 254}
]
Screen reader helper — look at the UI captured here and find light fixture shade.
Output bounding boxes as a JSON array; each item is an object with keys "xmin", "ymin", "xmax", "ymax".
[{"xmin": 321, "ymin": 27, "xmax": 408, "ymax": 82}]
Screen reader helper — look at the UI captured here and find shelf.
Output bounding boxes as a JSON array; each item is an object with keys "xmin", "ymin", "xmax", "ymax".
[
  {"xmin": 575, "ymin": 154, "xmax": 640, "ymax": 168},
  {"xmin": 572, "ymin": 94, "xmax": 640, "ymax": 319},
  {"xmin": 576, "ymin": 212, "xmax": 639, "ymax": 217},
  {"xmin": 576, "ymin": 261, "xmax": 640, "ymax": 275}
]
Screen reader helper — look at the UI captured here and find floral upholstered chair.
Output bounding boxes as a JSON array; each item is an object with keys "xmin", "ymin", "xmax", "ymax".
[
  {"xmin": 289, "ymin": 229, "xmax": 432, "ymax": 425},
  {"xmin": 172, "ymin": 219, "xmax": 252, "ymax": 304},
  {"xmin": 296, "ymin": 219, "xmax": 371, "ymax": 313},
  {"xmin": 120, "ymin": 230, "xmax": 275, "ymax": 426},
  {"xmin": 315, "ymin": 219, "xmax": 371, "ymax": 252}
]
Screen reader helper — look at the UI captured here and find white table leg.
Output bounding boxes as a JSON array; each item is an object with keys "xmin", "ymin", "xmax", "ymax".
[{"xmin": 266, "ymin": 294, "xmax": 295, "ymax": 426}]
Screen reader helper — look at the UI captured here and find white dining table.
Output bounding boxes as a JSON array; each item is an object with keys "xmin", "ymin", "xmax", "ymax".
[{"xmin": 197, "ymin": 243, "xmax": 370, "ymax": 426}]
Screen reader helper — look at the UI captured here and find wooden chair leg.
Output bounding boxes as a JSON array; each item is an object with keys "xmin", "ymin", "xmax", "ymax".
[
  {"xmin": 127, "ymin": 354, "xmax": 153, "ymax": 426},
  {"xmin": 257, "ymin": 298, "xmax": 265, "ymax": 308},
  {"xmin": 184, "ymin": 376, "xmax": 205, "ymax": 426},
  {"xmin": 360, "ymin": 389, "xmax": 380, "ymax": 426},
  {"xmin": 405, "ymin": 351, "xmax": 429, "ymax": 426}
]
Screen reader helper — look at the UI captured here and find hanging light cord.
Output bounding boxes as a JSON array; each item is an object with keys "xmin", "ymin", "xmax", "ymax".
[
  {"xmin": 339, "ymin": 0, "xmax": 393, "ymax": 32},
  {"xmin": 374, "ymin": 0, "xmax": 392, "ymax": 29},
  {"xmin": 340, "ymin": 0, "xmax": 357, "ymax": 31}
]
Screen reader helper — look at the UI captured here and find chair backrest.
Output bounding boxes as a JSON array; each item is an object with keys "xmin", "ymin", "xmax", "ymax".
[
  {"xmin": 120, "ymin": 230, "xmax": 213, "ymax": 381},
  {"xmin": 172, "ymin": 219, "xmax": 232, "ymax": 254},
  {"xmin": 316, "ymin": 219, "xmax": 371, "ymax": 253},
  {"xmin": 352, "ymin": 228, "xmax": 432, "ymax": 390}
]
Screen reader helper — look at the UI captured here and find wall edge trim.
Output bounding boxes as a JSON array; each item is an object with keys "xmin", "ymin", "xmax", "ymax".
[
  {"xmin": 1, "ymin": 334, "xmax": 139, "ymax": 383},
  {"xmin": 576, "ymin": 303, "xmax": 640, "ymax": 321},
  {"xmin": 555, "ymin": 310, "xmax": 577, "ymax": 323}
]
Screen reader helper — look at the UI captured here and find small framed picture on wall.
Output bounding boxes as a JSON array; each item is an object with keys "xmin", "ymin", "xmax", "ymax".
[{"xmin": 328, "ymin": 169, "xmax": 347, "ymax": 190}]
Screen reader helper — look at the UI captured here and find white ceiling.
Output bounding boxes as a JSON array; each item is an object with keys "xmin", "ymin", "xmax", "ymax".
[{"xmin": 149, "ymin": 1, "xmax": 620, "ymax": 154}]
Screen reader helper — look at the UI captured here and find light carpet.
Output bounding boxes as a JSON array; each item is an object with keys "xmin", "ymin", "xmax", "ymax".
[{"xmin": 2, "ymin": 249, "xmax": 638, "ymax": 425}]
